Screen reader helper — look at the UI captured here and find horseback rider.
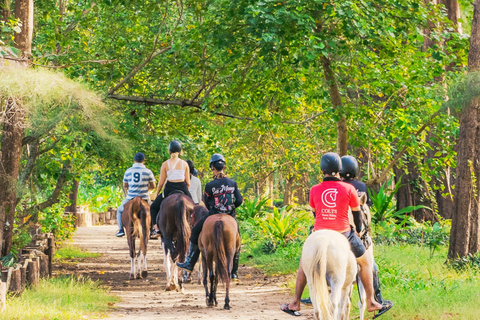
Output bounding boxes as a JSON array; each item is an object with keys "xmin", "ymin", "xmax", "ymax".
[
  {"xmin": 281, "ymin": 152, "xmax": 391, "ymax": 318},
  {"xmin": 150, "ymin": 141, "xmax": 193, "ymax": 238},
  {"xmin": 177, "ymin": 153, "xmax": 243, "ymax": 279},
  {"xmin": 340, "ymin": 155, "xmax": 392, "ymax": 307},
  {"xmin": 186, "ymin": 160, "xmax": 202, "ymax": 205},
  {"xmin": 115, "ymin": 152, "xmax": 156, "ymax": 237}
]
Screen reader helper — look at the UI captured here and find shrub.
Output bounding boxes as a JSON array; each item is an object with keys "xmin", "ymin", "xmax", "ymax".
[
  {"xmin": 256, "ymin": 205, "xmax": 311, "ymax": 247},
  {"xmin": 448, "ymin": 253, "xmax": 480, "ymax": 272},
  {"xmin": 369, "ymin": 175, "xmax": 430, "ymax": 224},
  {"xmin": 236, "ymin": 196, "xmax": 269, "ymax": 222}
]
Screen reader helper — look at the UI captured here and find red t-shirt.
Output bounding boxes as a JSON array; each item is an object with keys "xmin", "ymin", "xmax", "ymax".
[{"xmin": 309, "ymin": 180, "xmax": 360, "ymax": 232}]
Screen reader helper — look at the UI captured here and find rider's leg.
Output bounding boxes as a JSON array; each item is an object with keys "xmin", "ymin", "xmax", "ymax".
[
  {"xmin": 373, "ymin": 261, "xmax": 392, "ymax": 305},
  {"xmin": 176, "ymin": 215, "xmax": 208, "ymax": 271},
  {"xmin": 283, "ymin": 263, "xmax": 307, "ymax": 312},
  {"xmin": 356, "ymin": 253, "xmax": 383, "ymax": 312},
  {"xmin": 150, "ymin": 194, "xmax": 163, "ymax": 231},
  {"xmin": 344, "ymin": 229, "xmax": 382, "ymax": 312},
  {"xmin": 116, "ymin": 199, "xmax": 129, "ymax": 236}
]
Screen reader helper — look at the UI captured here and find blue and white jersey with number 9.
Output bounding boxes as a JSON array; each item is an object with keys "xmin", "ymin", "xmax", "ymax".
[{"xmin": 123, "ymin": 163, "xmax": 156, "ymax": 200}]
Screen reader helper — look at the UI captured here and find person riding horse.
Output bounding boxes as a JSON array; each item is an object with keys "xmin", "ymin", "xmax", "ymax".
[
  {"xmin": 150, "ymin": 141, "xmax": 193, "ymax": 238},
  {"xmin": 186, "ymin": 160, "xmax": 202, "ymax": 205},
  {"xmin": 340, "ymin": 155, "xmax": 392, "ymax": 308},
  {"xmin": 281, "ymin": 152, "xmax": 391, "ymax": 318},
  {"xmin": 116, "ymin": 152, "xmax": 156, "ymax": 237},
  {"xmin": 177, "ymin": 153, "xmax": 244, "ymax": 280}
]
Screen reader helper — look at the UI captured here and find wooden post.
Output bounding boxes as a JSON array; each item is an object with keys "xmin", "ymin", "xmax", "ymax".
[
  {"xmin": 46, "ymin": 236, "xmax": 54, "ymax": 277},
  {"xmin": 9, "ymin": 268, "xmax": 21, "ymax": 294},
  {"xmin": 39, "ymin": 255, "xmax": 48, "ymax": 278},
  {"xmin": 20, "ymin": 265, "xmax": 26, "ymax": 291},
  {"xmin": 1, "ymin": 269, "xmax": 8, "ymax": 283},
  {"xmin": 26, "ymin": 258, "xmax": 39, "ymax": 286}
]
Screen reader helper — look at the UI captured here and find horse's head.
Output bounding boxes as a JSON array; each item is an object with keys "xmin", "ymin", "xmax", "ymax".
[{"xmin": 359, "ymin": 194, "xmax": 372, "ymax": 235}]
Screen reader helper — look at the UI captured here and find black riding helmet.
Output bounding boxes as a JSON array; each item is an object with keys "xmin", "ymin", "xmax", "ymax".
[
  {"xmin": 209, "ymin": 153, "xmax": 225, "ymax": 169},
  {"xmin": 340, "ymin": 155, "xmax": 359, "ymax": 179},
  {"xmin": 168, "ymin": 140, "xmax": 182, "ymax": 153},
  {"xmin": 321, "ymin": 152, "xmax": 342, "ymax": 175}
]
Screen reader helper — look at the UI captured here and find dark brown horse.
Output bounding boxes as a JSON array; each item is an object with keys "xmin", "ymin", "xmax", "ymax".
[
  {"xmin": 198, "ymin": 214, "xmax": 240, "ymax": 310},
  {"xmin": 157, "ymin": 192, "xmax": 194, "ymax": 291},
  {"xmin": 122, "ymin": 197, "xmax": 151, "ymax": 280},
  {"xmin": 183, "ymin": 204, "xmax": 210, "ymax": 283}
]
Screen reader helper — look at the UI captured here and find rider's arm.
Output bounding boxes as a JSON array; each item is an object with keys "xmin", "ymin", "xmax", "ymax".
[
  {"xmin": 123, "ymin": 182, "xmax": 129, "ymax": 190},
  {"xmin": 156, "ymin": 163, "xmax": 167, "ymax": 196},
  {"xmin": 148, "ymin": 181, "xmax": 155, "ymax": 190},
  {"xmin": 184, "ymin": 162, "xmax": 191, "ymax": 187},
  {"xmin": 233, "ymin": 182, "xmax": 243, "ymax": 208},
  {"xmin": 351, "ymin": 206, "xmax": 363, "ymax": 233}
]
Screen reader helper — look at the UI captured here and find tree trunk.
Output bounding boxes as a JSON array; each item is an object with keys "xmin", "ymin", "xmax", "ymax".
[
  {"xmin": 393, "ymin": 161, "xmax": 437, "ymax": 223},
  {"xmin": 448, "ymin": 0, "xmax": 480, "ymax": 259},
  {"xmin": 320, "ymin": 55, "xmax": 348, "ymax": 156},
  {"xmin": 283, "ymin": 176, "xmax": 294, "ymax": 206},
  {"xmin": 0, "ymin": 0, "xmax": 33, "ymax": 256},
  {"xmin": 0, "ymin": 100, "xmax": 25, "ymax": 256},
  {"xmin": 13, "ymin": 0, "xmax": 33, "ymax": 58},
  {"xmin": 2, "ymin": 0, "xmax": 11, "ymax": 21},
  {"xmin": 440, "ymin": 0, "xmax": 462, "ymax": 33},
  {"xmin": 64, "ymin": 177, "xmax": 79, "ymax": 214}
]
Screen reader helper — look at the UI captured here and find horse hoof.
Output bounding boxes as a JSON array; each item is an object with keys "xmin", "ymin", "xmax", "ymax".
[
  {"xmin": 141, "ymin": 271, "xmax": 148, "ymax": 278},
  {"xmin": 224, "ymin": 304, "xmax": 230, "ymax": 310},
  {"xmin": 129, "ymin": 274, "xmax": 135, "ymax": 280}
]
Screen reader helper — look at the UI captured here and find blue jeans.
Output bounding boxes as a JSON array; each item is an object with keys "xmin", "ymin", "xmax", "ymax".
[{"xmin": 117, "ymin": 198, "xmax": 131, "ymax": 230}]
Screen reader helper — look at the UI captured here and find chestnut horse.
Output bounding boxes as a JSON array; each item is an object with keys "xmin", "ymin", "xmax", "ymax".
[
  {"xmin": 198, "ymin": 214, "xmax": 240, "ymax": 310},
  {"xmin": 122, "ymin": 197, "xmax": 151, "ymax": 280},
  {"xmin": 157, "ymin": 192, "xmax": 194, "ymax": 291}
]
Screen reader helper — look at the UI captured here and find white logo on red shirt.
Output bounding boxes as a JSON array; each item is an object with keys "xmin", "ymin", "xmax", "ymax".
[{"xmin": 321, "ymin": 188, "xmax": 338, "ymax": 208}]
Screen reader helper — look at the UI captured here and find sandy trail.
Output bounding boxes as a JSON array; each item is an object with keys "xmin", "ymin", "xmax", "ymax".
[{"xmin": 56, "ymin": 225, "xmax": 315, "ymax": 319}]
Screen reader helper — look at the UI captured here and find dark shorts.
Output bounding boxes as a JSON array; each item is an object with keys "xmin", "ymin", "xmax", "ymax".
[{"xmin": 342, "ymin": 228, "xmax": 366, "ymax": 258}]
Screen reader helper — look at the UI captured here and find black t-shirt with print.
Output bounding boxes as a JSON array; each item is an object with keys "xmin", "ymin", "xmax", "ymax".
[
  {"xmin": 343, "ymin": 179, "xmax": 373, "ymax": 207},
  {"xmin": 204, "ymin": 177, "xmax": 243, "ymax": 218}
]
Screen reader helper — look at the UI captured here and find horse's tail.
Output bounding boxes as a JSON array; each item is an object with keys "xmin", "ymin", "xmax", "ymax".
[
  {"xmin": 131, "ymin": 197, "xmax": 143, "ymax": 243},
  {"xmin": 213, "ymin": 220, "xmax": 228, "ymax": 283},
  {"xmin": 302, "ymin": 236, "xmax": 333, "ymax": 320},
  {"xmin": 138, "ymin": 201, "xmax": 149, "ymax": 254},
  {"xmin": 174, "ymin": 196, "xmax": 191, "ymax": 262}
]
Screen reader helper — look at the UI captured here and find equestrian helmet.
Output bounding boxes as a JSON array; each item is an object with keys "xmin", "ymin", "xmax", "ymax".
[
  {"xmin": 209, "ymin": 153, "xmax": 226, "ymax": 167},
  {"xmin": 168, "ymin": 140, "xmax": 182, "ymax": 153},
  {"xmin": 340, "ymin": 155, "xmax": 359, "ymax": 179},
  {"xmin": 320, "ymin": 152, "xmax": 342, "ymax": 175}
]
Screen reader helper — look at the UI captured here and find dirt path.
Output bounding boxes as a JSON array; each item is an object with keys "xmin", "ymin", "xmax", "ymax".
[{"xmin": 56, "ymin": 225, "xmax": 315, "ymax": 319}]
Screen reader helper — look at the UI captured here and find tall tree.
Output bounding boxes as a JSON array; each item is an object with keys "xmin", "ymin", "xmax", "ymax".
[
  {"xmin": 448, "ymin": 0, "xmax": 480, "ymax": 259},
  {"xmin": 0, "ymin": 0, "xmax": 33, "ymax": 256}
]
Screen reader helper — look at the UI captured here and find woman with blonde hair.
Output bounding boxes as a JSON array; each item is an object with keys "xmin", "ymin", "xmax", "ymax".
[{"xmin": 150, "ymin": 140, "xmax": 193, "ymax": 237}]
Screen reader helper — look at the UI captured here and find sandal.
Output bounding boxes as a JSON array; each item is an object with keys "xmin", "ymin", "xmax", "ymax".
[
  {"xmin": 373, "ymin": 302, "xmax": 393, "ymax": 319},
  {"xmin": 281, "ymin": 303, "xmax": 301, "ymax": 317}
]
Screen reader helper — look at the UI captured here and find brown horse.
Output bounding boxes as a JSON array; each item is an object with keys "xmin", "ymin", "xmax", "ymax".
[
  {"xmin": 198, "ymin": 214, "xmax": 240, "ymax": 310},
  {"xmin": 122, "ymin": 197, "xmax": 151, "ymax": 280},
  {"xmin": 157, "ymin": 192, "xmax": 194, "ymax": 291},
  {"xmin": 183, "ymin": 204, "xmax": 210, "ymax": 283}
]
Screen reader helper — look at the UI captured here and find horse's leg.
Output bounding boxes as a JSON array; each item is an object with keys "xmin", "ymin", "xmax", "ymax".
[
  {"xmin": 339, "ymin": 283, "xmax": 354, "ymax": 320},
  {"xmin": 357, "ymin": 272, "xmax": 366, "ymax": 320},
  {"xmin": 208, "ymin": 270, "xmax": 215, "ymax": 307},
  {"xmin": 202, "ymin": 253, "xmax": 209, "ymax": 306},
  {"xmin": 163, "ymin": 243, "xmax": 174, "ymax": 291},
  {"xmin": 141, "ymin": 253, "xmax": 148, "ymax": 279},
  {"xmin": 129, "ymin": 234, "xmax": 136, "ymax": 280},
  {"xmin": 224, "ymin": 276, "xmax": 231, "ymax": 310},
  {"xmin": 329, "ymin": 277, "xmax": 344, "ymax": 320},
  {"xmin": 213, "ymin": 272, "xmax": 218, "ymax": 307}
]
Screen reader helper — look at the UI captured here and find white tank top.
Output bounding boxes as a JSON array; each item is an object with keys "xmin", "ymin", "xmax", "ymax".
[{"xmin": 166, "ymin": 158, "xmax": 185, "ymax": 181}]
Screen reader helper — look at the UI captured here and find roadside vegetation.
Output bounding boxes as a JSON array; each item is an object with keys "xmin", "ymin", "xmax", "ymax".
[{"xmin": 2, "ymin": 276, "xmax": 118, "ymax": 320}]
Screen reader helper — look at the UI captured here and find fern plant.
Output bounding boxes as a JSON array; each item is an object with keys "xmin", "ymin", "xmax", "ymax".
[
  {"xmin": 256, "ymin": 205, "xmax": 311, "ymax": 247},
  {"xmin": 236, "ymin": 196, "xmax": 269, "ymax": 222},
  {"xmin": 369, "ymin": 175, "xmax": 430, "ymax": 224}
]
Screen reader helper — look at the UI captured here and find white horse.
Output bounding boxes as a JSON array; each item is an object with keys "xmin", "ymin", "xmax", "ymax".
[{"xmin": 301, "ymin": 229, "xmax": 357, "ymax": 320}]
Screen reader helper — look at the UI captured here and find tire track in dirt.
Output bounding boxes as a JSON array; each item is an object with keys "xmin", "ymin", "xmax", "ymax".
[{"xmin": 56, "ymin": 225, "xmax": 315, "ymax": 319}]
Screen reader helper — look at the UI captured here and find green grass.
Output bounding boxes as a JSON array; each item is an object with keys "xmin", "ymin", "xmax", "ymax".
[
  {"xmin": 242, "ymin": 240, "xmax": 480, "ymax": 319},
  {"xmin": 1, "ymin": 276, "xmax": 119, "ymax": 320},
  {"xmin": 54, "ymin": 244, "xmax": 101, "ymax": 261}
]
